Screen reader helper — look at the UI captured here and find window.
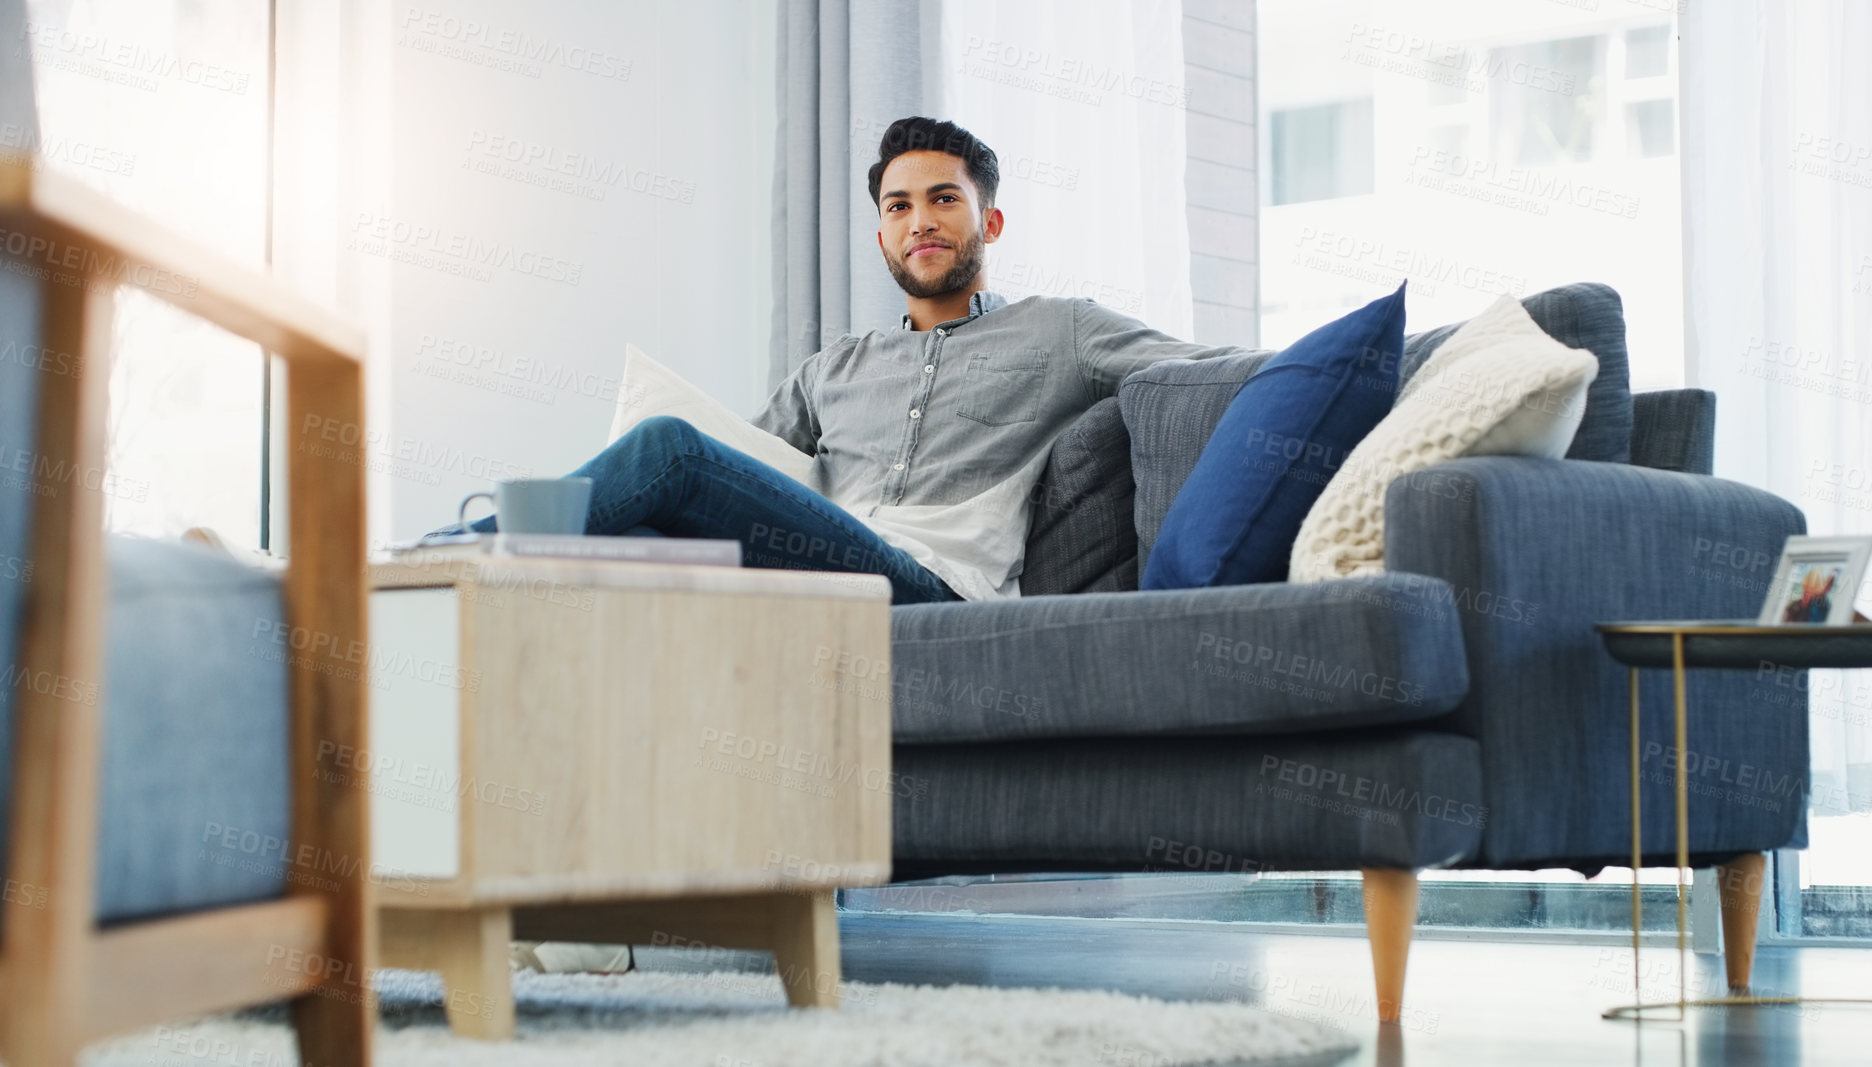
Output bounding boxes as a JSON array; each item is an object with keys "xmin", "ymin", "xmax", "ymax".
[
  {"xmin": 1627, "ymin": 99, "xmax": 1675, "ymax": 158},
  {"xmin": 1269, "ymin": 100, "xmax": 1374, "ymax": 205},
  {"xmin": 1487, "ymin": 36, "xmax": 1605, "ymax": 167},
  {"xmin": 27, "ymin": 0, "xmax": 271, "ymax": 542},
  {"xmin": 1625, "ymin": 24, "xmax": 1671, "ymax": 79},
  {"xmin": 1259, "ymin": 3, "xmax": 1685, "ymax": 391}
]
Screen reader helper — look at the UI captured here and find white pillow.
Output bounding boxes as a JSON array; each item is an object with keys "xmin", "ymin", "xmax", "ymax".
[
  {"xmin": 1289, "ymin": 294, "xmax": 1597, "ymax": 583},
  {"xmin": 607, "ymin": 343, "xmax": 815, "ymax": 484}
]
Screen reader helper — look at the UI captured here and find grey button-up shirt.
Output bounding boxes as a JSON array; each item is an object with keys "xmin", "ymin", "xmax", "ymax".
[{"xmin": 752, "ymin": 290, "xmax": 1253, "ymax": 600}]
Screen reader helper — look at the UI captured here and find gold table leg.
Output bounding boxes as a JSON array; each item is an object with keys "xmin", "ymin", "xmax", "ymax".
[{"xmin": 1605, "ymin": 633, "xmax": 1871, "ymax": 1021}]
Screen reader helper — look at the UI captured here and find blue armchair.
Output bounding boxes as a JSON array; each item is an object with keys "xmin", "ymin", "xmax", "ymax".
[{"xmin": 0, "ymin": 12, "xmax": 373, "ymax": 1058}]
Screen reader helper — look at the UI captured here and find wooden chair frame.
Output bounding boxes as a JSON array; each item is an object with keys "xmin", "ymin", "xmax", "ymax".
[{"xmin": 0, "ymin": 156, "xmax": 372, "ymax": 1066}]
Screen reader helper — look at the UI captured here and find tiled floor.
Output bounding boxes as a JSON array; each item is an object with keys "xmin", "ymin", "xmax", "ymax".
[{"xmin": 829, "ymin": 912, "xmax": 1872, "ymax": 1065}]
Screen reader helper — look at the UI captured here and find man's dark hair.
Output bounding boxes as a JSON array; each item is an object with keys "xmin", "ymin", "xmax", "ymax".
[{"xmin": 866, "ymin": 117, "xmax": 999, "ymax": 212}]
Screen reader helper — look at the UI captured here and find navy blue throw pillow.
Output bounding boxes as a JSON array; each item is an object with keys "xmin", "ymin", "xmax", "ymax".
[{"xmin": 1142, "ymin": 283, "xmax": 1406, "ymax": 588}]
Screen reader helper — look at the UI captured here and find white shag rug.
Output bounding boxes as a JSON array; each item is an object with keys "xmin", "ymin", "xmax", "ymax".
[{"xmin": 85, "ymin": 968, "xmax": 1357, "ymax": 1067}]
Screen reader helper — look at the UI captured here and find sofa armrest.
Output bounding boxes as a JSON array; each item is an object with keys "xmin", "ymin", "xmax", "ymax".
[
  {"xmin": 1383, "ymin": 457, "xmax": 1808, "ymax": 869},
  {"xmin": 1630, "ymin": 389, "xmax": 1716, "ymax": 475}
]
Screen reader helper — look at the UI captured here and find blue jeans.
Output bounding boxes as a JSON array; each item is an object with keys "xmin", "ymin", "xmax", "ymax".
[{"xmin": 470, "ymin": 416, "xmax": 961, "ymax": 605}]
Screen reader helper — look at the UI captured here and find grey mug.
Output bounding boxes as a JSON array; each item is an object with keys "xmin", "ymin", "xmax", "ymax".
[{"xmin": 458, "ymin": 477, "xmax": 593, "ymax": 535}]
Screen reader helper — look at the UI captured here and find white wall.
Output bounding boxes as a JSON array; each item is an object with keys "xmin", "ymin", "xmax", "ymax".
[{"xmin": 280, "ymin": 0, "xmax": 777, "ymax": 544}]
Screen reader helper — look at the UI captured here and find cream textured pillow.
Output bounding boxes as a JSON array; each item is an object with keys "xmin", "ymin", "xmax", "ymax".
[
  {"xmin": 607, "ymin": 343, "xmax": 815, "ymax": 484},
  {"xmin": 1289, "ymin": 294, "xmax": 1597, "ymax": 583}
]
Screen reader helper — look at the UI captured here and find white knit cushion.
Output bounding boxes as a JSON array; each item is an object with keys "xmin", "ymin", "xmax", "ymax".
[
  {"xmin": 607, "ymin": 343, "xmax": 815, "ymax": 484},
  {"xmin": 1289, "ymin": 294, "xmax": 1597, "ymax": 582}
]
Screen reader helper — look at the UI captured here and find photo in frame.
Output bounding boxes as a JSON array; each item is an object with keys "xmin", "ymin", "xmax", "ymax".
[{"xmin": 1757, "ymin": 536, "xmax": 1872, "ymax": 626}]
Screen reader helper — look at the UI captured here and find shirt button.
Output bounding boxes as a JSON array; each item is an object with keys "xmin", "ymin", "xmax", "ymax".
[
  {"xmin": 923, "ymin": 365, "xmax": 934, "ymax": 374},
  {"xmin": 892, "ymin": 462, "xmax": 905, "ymax": 471},
  {"xmin": 909, "ymin": 408, "xmax": 921, "ymax": 419},
  {"xmin": 935, "ymin": 328, "xmax": 948, "ymax": 337}
]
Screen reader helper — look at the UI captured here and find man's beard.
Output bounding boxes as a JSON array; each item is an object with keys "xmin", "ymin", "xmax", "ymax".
[{"xmin": 884, "ymin": 230, "xmax": 986, "ymax": 299}]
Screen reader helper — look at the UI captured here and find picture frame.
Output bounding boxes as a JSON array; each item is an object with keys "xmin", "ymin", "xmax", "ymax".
[{"xmin": 1757, "ymin": 535, "xmax": 1872, "ymax": 626}]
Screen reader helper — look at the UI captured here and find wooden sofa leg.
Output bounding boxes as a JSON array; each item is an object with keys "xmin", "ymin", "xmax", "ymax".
[
  {"xmin": 1362, "ymin": 868, "xmax": 1419, "ymax": 1023},
  {"xmin": 1717, "ymin": 852, "xmax": 1767, "ymax": 990}
]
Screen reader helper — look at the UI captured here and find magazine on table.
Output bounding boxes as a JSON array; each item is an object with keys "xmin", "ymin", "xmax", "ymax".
[{"xmin": 389, "ymin": 531, "xmax": 741, "ymax": 568}]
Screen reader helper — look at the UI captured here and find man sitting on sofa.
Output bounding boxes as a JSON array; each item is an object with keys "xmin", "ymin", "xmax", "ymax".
[{"xmin": 470, "ymin": 116, "xmax": 1255, "ymax": 604}]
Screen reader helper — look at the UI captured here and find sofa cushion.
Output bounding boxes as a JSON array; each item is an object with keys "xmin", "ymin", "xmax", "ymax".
[
  {"xmin": 890, "ymin": 573, "xmax": 1469, "ymax": 745},
  {"xmin": 1290, "ymin": 294, "xmax": 1597, "ymax": 583},
  {"xmin": 1119, "ymin": 349, "xmax": 1277, "ymax": 572},
  {"xmin": 0, "ymin": 539, "xmax": 292, "ymax": 924},
  {"xmin": 891, "ymin": 730, "xmax": 1485, "ymax": 875},
  {"xmin": 86, "ymin": 538, "xmax": 290, "ymax": 922},
  {"xmin": 1020, "ymin": 398, "xmax": 1137, "ymax": 596},
  {"xmin": 1401, "ymin": 282, "xmax": 1632, "ymax": 463},
  {"xmin": 1122, "ymin": 283, "xmax": 1636, "ymax": 574},
  {"xmin": 1142, "ymin": 284, "xmax": 1406, "ymax": 589}
]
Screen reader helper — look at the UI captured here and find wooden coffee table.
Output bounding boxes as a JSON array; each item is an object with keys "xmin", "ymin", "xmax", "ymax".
[{"xmin": 365, "ymin": 556, "xmax": 893, "ymax": 1038}]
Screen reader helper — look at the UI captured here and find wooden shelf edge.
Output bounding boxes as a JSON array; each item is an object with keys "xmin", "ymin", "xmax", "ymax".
[{"xmin": 377, "ymin": 864, "xmax": 896, "ymax": 910}]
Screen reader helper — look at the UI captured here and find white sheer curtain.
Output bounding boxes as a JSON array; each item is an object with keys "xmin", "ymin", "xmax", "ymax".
[
  {"xmin": 1682, "ymin": 1, "xmax": 1872, "ymax": 821},
  {"xmin": 929, "ymin": 0, "xmax": 1194, "ymax": 338}
]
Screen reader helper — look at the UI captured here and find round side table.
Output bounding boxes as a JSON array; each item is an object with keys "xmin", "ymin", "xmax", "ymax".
[{"xmin": 1596, "ymin": 620, "xmax": 1872, "ymax": 1021}]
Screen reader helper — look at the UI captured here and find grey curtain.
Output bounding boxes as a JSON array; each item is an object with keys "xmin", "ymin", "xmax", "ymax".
[{"xmin": 770, "ymin": 0, "xmax": 936, "ymax": 386}]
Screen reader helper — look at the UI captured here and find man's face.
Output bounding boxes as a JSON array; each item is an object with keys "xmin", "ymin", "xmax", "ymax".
[{"xmin": 876, "ymin": 150, "xmax": 1001, "ymax": 299}]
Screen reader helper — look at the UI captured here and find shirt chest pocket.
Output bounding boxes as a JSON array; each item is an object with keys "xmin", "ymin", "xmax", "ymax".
[{"xmin": 955, "ymin": 350, "xmax": 1048, "ymax": 426}]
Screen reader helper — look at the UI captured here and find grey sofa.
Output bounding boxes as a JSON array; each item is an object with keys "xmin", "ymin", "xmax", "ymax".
[{"xmin": 885, "ymin": 283, "xmax": 1806, "ymax": 1011}]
